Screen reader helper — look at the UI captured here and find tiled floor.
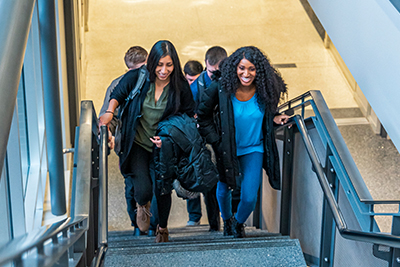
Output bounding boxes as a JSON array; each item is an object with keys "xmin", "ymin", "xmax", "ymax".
[
  {"xmin": 84, "ymin": 0, "xmax": 357, "ymax": 112},
  {"xmin": 84, "ymin": 0, "xmax": 399, "ymax": 232}
]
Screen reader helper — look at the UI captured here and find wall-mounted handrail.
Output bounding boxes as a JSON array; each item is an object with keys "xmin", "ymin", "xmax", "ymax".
[{"xmin": 291, "ymin": 114, "xmax": 400, "ymax": 249}]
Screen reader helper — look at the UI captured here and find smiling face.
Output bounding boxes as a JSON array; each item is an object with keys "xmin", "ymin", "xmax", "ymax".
[
  {"xmin": 155, "ymin": 55, "xmax": 174, "ymax": 82},
  {"xmin": 236, "ymin": 58, "xmax": 256, "ymax": 87}
]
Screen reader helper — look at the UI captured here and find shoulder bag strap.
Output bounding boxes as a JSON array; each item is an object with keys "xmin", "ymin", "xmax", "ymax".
[{"xmin": 119, "ymin": 66, "xmax": 148, "ymax": 118}]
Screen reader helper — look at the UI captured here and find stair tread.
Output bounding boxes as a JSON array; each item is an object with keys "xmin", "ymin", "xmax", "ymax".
[
  {"xmin": 105, "ymin": 227, "xmax": 307, "ymax": 266},
  {"xmin": 105, "ymin": 238, "xmax": 306, "ymax": 266},
  {"xmin": 108, "ymin": 226, "xmax": 283, "ymax": 246},
  {"xmin": 108, "ymin": 235, "xmax": 290, "ymax": 249}
]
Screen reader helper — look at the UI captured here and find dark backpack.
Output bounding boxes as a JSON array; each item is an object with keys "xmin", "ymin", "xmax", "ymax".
[{"xmin": 114, "ymin": 67, "xmax": 147, "ymax": 155}]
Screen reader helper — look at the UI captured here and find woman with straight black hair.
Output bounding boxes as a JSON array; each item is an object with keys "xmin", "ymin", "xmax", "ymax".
[{"xmin": 100, "ymin": 40, "xmax": 195, "ymax": 242}]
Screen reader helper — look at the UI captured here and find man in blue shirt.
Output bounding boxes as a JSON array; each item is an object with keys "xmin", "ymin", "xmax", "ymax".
[
  {"xmin": 187, "ymin": 46, "xmax": 227, "ymax": 231},
  {"xmin": 191, "ymin": 46, "xmax": 227, "ymax": 109}
]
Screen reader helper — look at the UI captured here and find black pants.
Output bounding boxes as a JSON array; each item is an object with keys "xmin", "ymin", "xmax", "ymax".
[
  {"xmin": 204, "ymin": 183, "xmax": 220, "ymax": 231},
  {"xmin": 152, "ymin": 174, "xmax": 172, "ymax": 228},
  {"xmin": 123, "ymin": 142, "xmax": 154, "ymax": 226},
  {"xmin": 155, "ymin": 193, "xmax": 171, "ymax": 228}
]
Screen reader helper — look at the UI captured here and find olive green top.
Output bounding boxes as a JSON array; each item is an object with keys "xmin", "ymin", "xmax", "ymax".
[{"xmin": 134, "ymin": 83, "xmax": 169, "ymax": 152}]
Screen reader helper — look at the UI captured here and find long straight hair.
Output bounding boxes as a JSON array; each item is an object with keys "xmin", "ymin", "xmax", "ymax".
[{"xmin": 147, "ymin": 40, "xmax": 187, "ymax": 119}]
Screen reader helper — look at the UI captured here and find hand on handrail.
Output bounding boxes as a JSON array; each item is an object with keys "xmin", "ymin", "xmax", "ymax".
[
  {"xmin": 98, "ymin": 125, "xmax": 114, "ymax": 150},
  {"xmin": 274, "ymin": 114, "xmax": 290, "ymax": 125}
]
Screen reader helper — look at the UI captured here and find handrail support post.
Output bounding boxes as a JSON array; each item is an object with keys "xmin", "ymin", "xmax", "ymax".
[
  {"xmin": 319, "ymin": 151, "xmax": 338, "ymax": 267},
  {"xmin": 280, "ymin": 126, "xmax": 295, "ymax": 235},
  {"xmin": 391, "ymin": 217, "xmax": 400, "ymax": 266}
]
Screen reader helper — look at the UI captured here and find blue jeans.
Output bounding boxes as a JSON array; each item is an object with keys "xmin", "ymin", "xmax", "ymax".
[
  {"xmin": 217, "ymin": 152, "xmax": 263, "ymax": 224},
  {"xmin": 187, "ymin": 197, "xmax": 202, "ymax": 222}
]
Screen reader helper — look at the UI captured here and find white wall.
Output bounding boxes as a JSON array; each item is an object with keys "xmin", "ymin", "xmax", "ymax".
[{"xmin": 308, "ymin": 0, "xmax": 400, "ymax": 151}]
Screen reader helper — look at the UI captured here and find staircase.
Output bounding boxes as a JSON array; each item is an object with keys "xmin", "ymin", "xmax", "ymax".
[{"xmin": 105, "ymin": 225, "xmax": 307, "ymax": 266}]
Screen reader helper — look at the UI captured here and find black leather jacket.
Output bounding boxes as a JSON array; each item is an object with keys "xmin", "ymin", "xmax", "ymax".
[
  {"xmin": 153, "ymin": 114, "xmax": 217, "ymax": 195},
  {"xmin": 197, "ymin": 80, "xmax": 281, "ymax": 190}
]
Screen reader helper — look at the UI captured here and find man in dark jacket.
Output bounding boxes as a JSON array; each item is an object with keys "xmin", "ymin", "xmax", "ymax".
[
  {"xmin": 98, "ymin": 46, "xmax": 156, "ymax": 236},
  {"xmin": 187, "ymin": 46, "xmax": 227, "ymax": 231}
]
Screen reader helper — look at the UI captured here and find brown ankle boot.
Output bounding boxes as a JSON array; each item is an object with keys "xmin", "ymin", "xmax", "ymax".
[
  {"xmin": 155, "ymin": 226, "xmax": 169, "ymax": 243},
  {"xmin": 136, "ymin": 201, "xmax": 152, "ymax": 232}
]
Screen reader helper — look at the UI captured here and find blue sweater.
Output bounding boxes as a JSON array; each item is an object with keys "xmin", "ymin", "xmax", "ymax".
[{"xmin": 231, "ymin": 94, "xmax": 265, "ymax": 156}]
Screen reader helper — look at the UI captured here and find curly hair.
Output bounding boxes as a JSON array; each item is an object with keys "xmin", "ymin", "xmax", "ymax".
[{"xmin": 219, "ymin": 46, "xmax": 287, "ymax": 113}]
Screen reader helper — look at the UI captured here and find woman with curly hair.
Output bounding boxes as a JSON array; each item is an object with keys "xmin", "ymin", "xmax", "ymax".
[{"xmin": 197, "ymin": 46, "xmax": 289, "ymax": 238}]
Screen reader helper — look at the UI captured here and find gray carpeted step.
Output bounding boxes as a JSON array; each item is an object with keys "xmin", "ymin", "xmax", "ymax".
[
  {"xmin": 107, "ymin": 225, "xmax": 283, "ymax": 248},
  {"xmin": 104, "ymin": 226, "xmax": 307, "ymax": 266}
]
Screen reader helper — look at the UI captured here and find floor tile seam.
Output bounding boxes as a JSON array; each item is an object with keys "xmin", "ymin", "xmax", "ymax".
[{"xmin": 291, "ymin": 64, "xmax": 340, "ymax": 68}]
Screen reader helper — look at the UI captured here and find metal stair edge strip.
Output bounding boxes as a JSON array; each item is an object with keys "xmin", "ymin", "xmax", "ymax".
[
  {"xmin": 107, "ymin": 237, "xmax": 301, "ymax": 255},
  {"xmin": 108, "ymin": 234, "xmax": 289, "ymax": 248}
]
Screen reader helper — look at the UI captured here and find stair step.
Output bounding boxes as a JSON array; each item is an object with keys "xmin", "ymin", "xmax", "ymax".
[
  {"xmin": 105, "ymin": 227, "xmax": 307, "ymax": 266},
  {"xmin": 105, "ymin": 237, "xmax": 306, "ymax": 267},
  {"xmin": 109, "ymin": 235, "xmax": 289, "ymax": 249},
  {"xmin": 108, "ymin": 226, "xmax": 283, "ymax": 247}
]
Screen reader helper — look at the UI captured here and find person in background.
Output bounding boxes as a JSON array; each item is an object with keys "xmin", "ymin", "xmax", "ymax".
[
  {"xmin": 98, "ymin": 46, "xmax": 159, "ymax": 237},
  {"xmin": 197, "ymin": 46, "xmax": 289, "ymax": 238},
  {"xmin": 184, "ymin": 60, "xmax": 203, "ymax": 85},
  {"xmin": 99, "ymin": 46, "xmax": 148, "ymax": 127},
  {"xmin": 100, "ymin": 40, "xmax": 195, "ymax": 243},
  {"xmin": 188, "ymin": 46, "xmax": 227, "ymax": 231},
  {"xmin": 182, "ymin": 59, "xmax": 204, "ymax": 226}
]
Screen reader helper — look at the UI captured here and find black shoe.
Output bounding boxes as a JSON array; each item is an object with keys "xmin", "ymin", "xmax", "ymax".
[
  {"xmin": 223, "ymin": 216, "xmax": 234, "ymax": 236},
  {"xmin": 233, "ymin": 218, "xmax": 245, "ymax": 238},
  {"xmin": 208, "ymin": 223, "xmax": 220, "ymax": 232}
]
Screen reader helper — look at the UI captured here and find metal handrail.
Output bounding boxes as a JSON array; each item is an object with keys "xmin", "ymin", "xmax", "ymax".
[
  {"xmin": 92, "ymin": 125, "xmax": 109, "ymax": 267},
  {"xmin": 290, "ymin": 114, "xmax": 400, "ymax": 248},
  {"xmin": 0, "ymin": 217, "xmax": 87, "ymax": 266},
  {"xmin": 279, "ymin": 90, "xmax": 376, "ymax": 203},
  {"xmin": 0, "ymin": 101, "xmax": 108, "ymax": 266}
]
